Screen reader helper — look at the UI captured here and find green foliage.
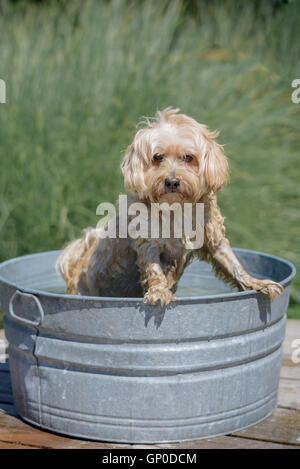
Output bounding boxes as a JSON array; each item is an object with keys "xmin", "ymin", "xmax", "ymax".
[{"xmin": 0, "ymin": 0, "xmax": 299, "ymax": 318}]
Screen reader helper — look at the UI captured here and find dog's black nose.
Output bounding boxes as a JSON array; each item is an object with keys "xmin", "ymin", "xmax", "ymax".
[{"xmin": 165, "ymin": 177, "xmax": 180, "ymax": 190}]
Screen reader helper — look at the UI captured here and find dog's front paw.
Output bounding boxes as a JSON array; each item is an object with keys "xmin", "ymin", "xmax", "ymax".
[
  {"xmin": 241, "ymin": 276, "xmax": 284, "ymax": 301},
  {"xmin": 143, "ymin": 287, "xmax": 176, "ymax": 306},
  {"xmin": 256, "ymin": 279, "xmax": 284, "ymax": 300}
]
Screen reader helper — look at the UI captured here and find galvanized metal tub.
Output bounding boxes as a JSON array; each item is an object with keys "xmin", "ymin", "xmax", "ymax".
[{"xmin": 0, "ymin": 248, "xmax": 296, "ymax": 443}]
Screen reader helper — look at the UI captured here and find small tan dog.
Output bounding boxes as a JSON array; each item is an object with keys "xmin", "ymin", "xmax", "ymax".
[{"xmin": 57, "ymin": 108, "xmax": 283, "ymax": 305}]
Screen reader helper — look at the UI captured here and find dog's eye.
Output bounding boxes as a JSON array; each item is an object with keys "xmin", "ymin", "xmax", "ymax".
[
  {"xmin": 153, "ymin": 154, "xmax": 164, "ymax": 162},
  {"xmin": 183, "ymin": 154, "xmax": 193, "ymax": 162}
]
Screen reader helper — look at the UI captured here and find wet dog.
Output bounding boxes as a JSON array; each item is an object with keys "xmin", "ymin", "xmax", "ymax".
[{"xmin": 57, "ymin": 108, "xmax": 283, "ymax": 305}]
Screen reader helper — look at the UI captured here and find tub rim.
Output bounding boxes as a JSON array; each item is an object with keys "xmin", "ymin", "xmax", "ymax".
[{"xmin": 0, "ymin": 247, "xmax": 296, "ymax": 305}]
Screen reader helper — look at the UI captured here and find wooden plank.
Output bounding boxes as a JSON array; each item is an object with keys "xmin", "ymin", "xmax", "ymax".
[
  {"xmin": 157, "ymin": 436, "xmax": 298, "ymax": 449},
  {"xmin": 281, "ymin": 318, "xmax": 300, "ymax": 388},
  {"xmin": 283, "ymin": 319, "xmax": 300, "ymax": 358},
  {"xmin": 233, "ymin": 407, "xmax": 300, "ymax": 447},
  {"xmin": 0, "ymin": 441, "xmax": 40, "ymax": 449},
  {"xmin": 278, "ymin": 379, "xmax": 300, "ymax": 411},
  {"xmin": 279, "ymin": 318, "xmax": 300, "ymax": 412},
  {"xmin": 281, "ymin": 357, "xmax": 300, "ymax": 381}
]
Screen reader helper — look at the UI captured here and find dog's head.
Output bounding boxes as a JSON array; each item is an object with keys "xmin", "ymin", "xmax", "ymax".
[{"xmin": 121, "ymin": 107, "xmax": 228, "ymax": 204}]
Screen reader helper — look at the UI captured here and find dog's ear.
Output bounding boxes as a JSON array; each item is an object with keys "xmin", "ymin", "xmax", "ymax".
[
  {"xmin": 120, "ymin": 134, "xmax": 148, "ymax": 197},
  {"xmin": 201, "ymin": 132, "xmax": 229, "ymax": 193}
]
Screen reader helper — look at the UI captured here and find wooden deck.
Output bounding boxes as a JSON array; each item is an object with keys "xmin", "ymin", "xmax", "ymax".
[{"xmin": 0, "ymin": 320, "xmax": 300, "ymax": 449}]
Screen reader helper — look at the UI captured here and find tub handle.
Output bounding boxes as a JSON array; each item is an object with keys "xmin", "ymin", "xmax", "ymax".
[{"xmin": 9, "ymin": 290, "xmax": 44, "ymax": 327}]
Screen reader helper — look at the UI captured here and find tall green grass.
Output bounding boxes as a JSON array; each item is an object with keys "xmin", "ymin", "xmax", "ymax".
[{"xmin": 0, "ymin": 0, "xmax": 299, "ymax": 320}]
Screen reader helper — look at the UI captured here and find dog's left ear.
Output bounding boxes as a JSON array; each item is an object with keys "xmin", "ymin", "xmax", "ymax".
[{"xmin": 202, "ymin": 132, "xmax": 229, "ymax": 193}]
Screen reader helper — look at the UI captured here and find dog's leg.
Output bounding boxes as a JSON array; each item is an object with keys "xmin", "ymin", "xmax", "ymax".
[
  {"xmin": 199, "ymin": 198, "xmax": 284, "ymax": 300},
  {"xmin": 202, "ymin": 237, "xmax": 284, "ymax": 300},
  {"xmin": 135, "ymin": 239, "xmax": 175, "ymax": 306}
]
